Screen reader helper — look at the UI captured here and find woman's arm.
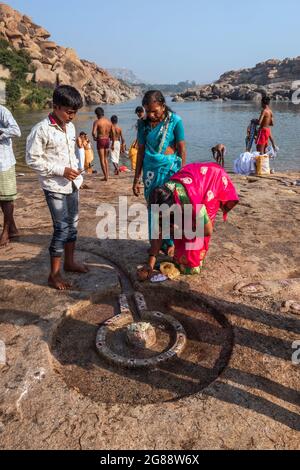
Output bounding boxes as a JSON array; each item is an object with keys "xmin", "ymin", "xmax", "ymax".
[
  {"xmin": 133, "ymin": 144, "xmax": 145, "ymax": 197},
  {"xmin": 174, "ymin": 119, "xmax": 186, "ymax": 167},
  {"xmin": 177, "ymin": 141, "xmax": 187, "ymax": 167},
  {"xmin": 137, "ymin": 237, "xmax": 163, "ymax": 281},
  {"xmin": 204, "ymin": 219, "xmax": 213, "ymax": 237}
]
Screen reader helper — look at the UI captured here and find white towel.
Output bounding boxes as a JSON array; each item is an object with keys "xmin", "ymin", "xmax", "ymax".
[{"xmin": 110, "ymin": 141, "xmax": 121, "ymax": 164}]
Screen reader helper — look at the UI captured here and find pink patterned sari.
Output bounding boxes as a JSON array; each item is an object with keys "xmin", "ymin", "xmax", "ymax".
[{"xmin": 170, "ymin": 163, "xmax": 239, "ymax": 273}]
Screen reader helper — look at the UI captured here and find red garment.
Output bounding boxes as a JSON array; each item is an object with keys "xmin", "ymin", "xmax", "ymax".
[
  {"xmin": 256, "ymin": 128, "xmax": 271, "ymax": 147},
  {"xmin": 170, "ymin": 163, "xmax": 239, "ymax": 269},
  {"xmin": 97, "ymin": 137, "xmax": 110, "ymax": 150}
]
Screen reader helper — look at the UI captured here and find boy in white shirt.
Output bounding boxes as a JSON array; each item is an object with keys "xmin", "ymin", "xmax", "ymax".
[{"xmin": 26, "ymin": 85, "xmax": 88, "ymax": 290}]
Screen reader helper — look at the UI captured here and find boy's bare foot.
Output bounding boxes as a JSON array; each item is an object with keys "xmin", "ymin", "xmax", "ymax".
[
  {"xmin": 101, "ymin": 177, "xmax": 108, "ymax": 182},
  {"xmin": 9, "ymin": 228, "xmax": 20, "ymax": 239},
  {"xmin": 64, "ymin": 263, "xmax": 89, "ymax": 274},
  {"xmin": 0, "ymin": 230, "xmax": 10, "ymax": 248},
  {"xmin": 48, "ymin": 273, "xmax": 72, "ymax": 291}
]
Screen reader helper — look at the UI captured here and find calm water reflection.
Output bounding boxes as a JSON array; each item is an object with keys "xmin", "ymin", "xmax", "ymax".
[{"xmin": 13, "ymin": 99, "xmax": 300, "ymax": 173}]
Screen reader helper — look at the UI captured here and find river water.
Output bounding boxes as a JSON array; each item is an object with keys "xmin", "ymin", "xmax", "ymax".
[{"xmin": 13, "ymin": 98, "xmax": 300, "ymax": 173}]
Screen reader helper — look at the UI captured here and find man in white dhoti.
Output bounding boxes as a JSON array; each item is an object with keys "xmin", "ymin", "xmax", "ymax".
[{"xmin": 110, "ymin": 115, "xmax": 126, "ymax": 176}]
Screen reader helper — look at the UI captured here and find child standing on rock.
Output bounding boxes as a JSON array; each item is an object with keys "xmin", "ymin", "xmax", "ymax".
[{"xmin": 26, "ymin": 85, "xmax": 88, "ymax": 291}]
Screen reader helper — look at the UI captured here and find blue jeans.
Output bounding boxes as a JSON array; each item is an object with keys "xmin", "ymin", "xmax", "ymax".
[{"xmin": 44, "ymin": 189, "xmax": 79, "ymax": 257}]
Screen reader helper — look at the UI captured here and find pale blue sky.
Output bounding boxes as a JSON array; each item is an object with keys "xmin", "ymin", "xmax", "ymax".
[{"xmin": 6, "ymin": 0, "xmax": 300, "ymax": 83}]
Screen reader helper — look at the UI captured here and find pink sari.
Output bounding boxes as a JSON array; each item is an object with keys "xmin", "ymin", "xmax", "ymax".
[{"xmin": 170, "ymin": 163, "xmax": 239, "ymax": 270}]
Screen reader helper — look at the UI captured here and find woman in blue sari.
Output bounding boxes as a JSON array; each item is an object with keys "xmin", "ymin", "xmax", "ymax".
[{"xmin": 133, "ymin": 90, "xmax": 186, "ymax": 253}]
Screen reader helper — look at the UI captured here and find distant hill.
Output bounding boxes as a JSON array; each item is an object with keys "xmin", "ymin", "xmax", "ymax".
[
  {"xmin": 106, "ymin": 68, "xmax": 144, "ymax": 85},
  {"xmin": 139, "ymin": 81, "xmax": 197, "ymax": 96},
  {"xmin": 107, "ymin": 68, "xmax": 197, "ymax": 96}
]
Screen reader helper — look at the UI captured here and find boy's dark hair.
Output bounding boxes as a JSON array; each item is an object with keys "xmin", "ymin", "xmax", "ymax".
[
  {"xmin": 79, "ymin": 131, "xmax": 87, "ymax": 136},
  {"xmin": 262, "ymin": 96, "xmax": 271, "ymax": 106},
  {"xmin": 95, "ymin": 107, "xmax": 105, "ymax": 118},
  {"xmin": 135, "ymin": 106, "xmax": 144, "ymax": 115},
  {"xmin": 53, "ymin": 85, "xmax": 83, "ymax": 110},
  {"xmin": 111, "ymin": 115, "xmax": 118, "ymax": 124}
]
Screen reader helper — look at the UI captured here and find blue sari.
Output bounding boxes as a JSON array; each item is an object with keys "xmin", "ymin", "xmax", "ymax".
[{"xmin": 138, "ymin": 112, "xmax": 185, "ymax": 245}]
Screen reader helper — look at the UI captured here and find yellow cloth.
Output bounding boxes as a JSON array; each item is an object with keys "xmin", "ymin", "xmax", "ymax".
[
  {"xmin": 129, "ymin": 140, "xmax": 138, "ymax": 171},
  {"xmin": 256, "ymin": 155, "xmax": 270, "ymax": 176},
  {"xmin": 160, "ymin": 262, "xmax": 181, "ymax": 280},
  {"xmin": 84, "ymin": 147, "xmax": 94, "ymax": 171}
]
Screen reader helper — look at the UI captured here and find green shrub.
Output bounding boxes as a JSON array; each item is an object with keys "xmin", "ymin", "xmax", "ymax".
[
  {"xmin": 24, "ymin": 86, "xmax": 52, "ymax": 108},
  {"xmin": 6, "ymin": 80, "xmax": 21, "ymax": 108},
  {"xmin": 0, "ymin": 35, "xmax": 51, "ymax": 108}
]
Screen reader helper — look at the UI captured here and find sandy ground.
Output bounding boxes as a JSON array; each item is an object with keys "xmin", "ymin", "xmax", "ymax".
[{"xmin": 0, "ymin": 170, "xmax": 299, "ymax": 450}]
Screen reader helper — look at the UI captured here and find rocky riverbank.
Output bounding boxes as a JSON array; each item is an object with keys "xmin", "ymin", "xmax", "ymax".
[
  {"xmin": 0, "ymin": 171, "xmax": 299, "ymax": 450},
  {"xmin": 0, "ymin": 3, "xmax": 136, "ymax": 106},
  {"xmin": 173, "ymin": 57, "xmax": 300, "ymax": 103}
]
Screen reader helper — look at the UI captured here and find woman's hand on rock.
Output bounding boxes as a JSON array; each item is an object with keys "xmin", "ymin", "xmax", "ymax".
[{"xmin": 137, "ymin": 265, "xmax": 153, "ymax": 282}]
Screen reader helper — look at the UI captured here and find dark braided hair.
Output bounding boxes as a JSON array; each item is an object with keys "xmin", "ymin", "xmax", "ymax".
[
  {"xmin": 149, "ymin": 185, "xmax": 175, "ymax": 208},
  {"xmin": 142, "ymin": 90, "xmax": 173, "ymax": 120}
]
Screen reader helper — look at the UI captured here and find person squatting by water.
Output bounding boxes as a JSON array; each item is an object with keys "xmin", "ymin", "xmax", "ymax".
[
  {"xmin": 137, "ymin": 162, "xmax": 239, "ymax": 281},
  {"xmin": 110, "ymin": 115, "xmax": 126, "ymax": 176},
  {"xmin": 211, "ymin": 144, "xmax": 226, "ymax": 168},
  {"xmin": 133, "ymin": 90, "xmax": 187, "ymax": 257},
  {"xmin": 26, "ymin": 85, "xmax": 89, "ymax": 291},
  {"xmin": 0, "ymin": 104, "xmax": 21, "ymax": 247},
  {"xmin": 92, "ymin": 107, "xmax": 113, "ymax": 181}
]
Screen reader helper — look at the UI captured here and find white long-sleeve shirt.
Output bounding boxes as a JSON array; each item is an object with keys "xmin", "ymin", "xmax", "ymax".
[
  {"xmin": 0, "ymin": 105, "xmax": 21, "ymax": 172},
  {"xmin": 26, "ymin": 115, "xmax": 83, "ymax": 194}
]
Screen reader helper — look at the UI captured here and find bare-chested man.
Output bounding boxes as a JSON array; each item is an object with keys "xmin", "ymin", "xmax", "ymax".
[
  {"xmin": 92, "ymin": 107, "xmax": 113, "ymax": 181},
  {"xmin": 212, "ymin": 144, "xmax": 226, "ymax": 168},
  {"xmin": 256, "ymin": 96, "xmax": 276, "ymax": 155},
  {"xmin": 110, "ymin": 115, "xmax": 126, "ymax": 176}
]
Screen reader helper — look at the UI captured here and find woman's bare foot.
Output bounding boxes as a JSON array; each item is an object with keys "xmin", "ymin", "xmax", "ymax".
[
  {"xmin": 167, "ymin": 245, "xmax": 175, "ymax": 258},
  {"xmin": 64, "ymin": 263, "xmax": 89, "ymax": 274},
  {"xmin": 159, "ymin": 245, "xmax": 175, "ymax": 257},
  {"xmin": 48, "ymin": 273, "xmax": 72, "ymax": 291}
]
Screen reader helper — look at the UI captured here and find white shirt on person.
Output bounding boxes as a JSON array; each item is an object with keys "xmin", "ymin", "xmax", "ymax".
[
  {"xmin": 0, "ymin": 105, "xmax": 21, "ymax": 172},
  {"xmin": 26, "ymin": 115, "xmax": 83, "ymax": 194}
]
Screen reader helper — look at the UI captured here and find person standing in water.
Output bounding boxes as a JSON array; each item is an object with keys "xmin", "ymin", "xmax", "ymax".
[
  {"xmin": 76, "ymin": 132, "xmax": 86, "ymax": 171},
  {"xmin": 256, "ymin": 96, "xmax": 276, "ymax": 155},
  {"xmin": 92, "ymin": 107, "xmax": 113, "ymax": 181},
  {"xmin": 110, "ymin": 115, "xmax": 126, "ymax": 176}
]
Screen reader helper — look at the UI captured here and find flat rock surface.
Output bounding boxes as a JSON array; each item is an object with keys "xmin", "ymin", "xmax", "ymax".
[{"xmin": 0, "ymin": 172, "xmax": 299, "ymax": 450}]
